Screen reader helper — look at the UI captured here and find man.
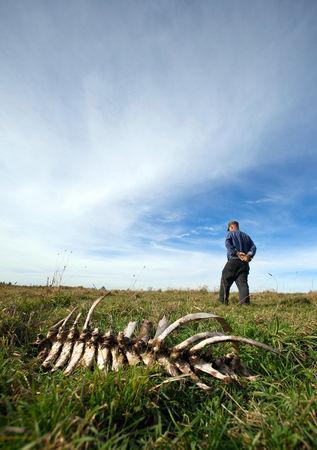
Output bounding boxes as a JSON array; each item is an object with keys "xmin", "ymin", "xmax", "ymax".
[{"xmin": 219, "ymin": 220, "xmax": 256, "ymax": 305}]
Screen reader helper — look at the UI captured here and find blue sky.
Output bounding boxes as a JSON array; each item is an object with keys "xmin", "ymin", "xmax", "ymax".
[{"xmin": 1, "ymin": 1, "xmax": 317, "ymax": 291}]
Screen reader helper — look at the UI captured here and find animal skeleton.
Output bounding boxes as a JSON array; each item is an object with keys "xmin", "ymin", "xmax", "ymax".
[{"xmin": 35, "ymin": 295, "xmax": 279, "ymax": 390}]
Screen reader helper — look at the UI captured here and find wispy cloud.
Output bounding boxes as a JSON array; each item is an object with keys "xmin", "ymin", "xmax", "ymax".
[{"xmin": 246, "ymin": 195, "xmax": 286, "ymax": 205}]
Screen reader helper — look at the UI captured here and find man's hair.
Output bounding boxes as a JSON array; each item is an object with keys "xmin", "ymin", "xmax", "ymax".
[{"xmin": 227, "ymin": 220, "xmax": 239, "ymax": 231}]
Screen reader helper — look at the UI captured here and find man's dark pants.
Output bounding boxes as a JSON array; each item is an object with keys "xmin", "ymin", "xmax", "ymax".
[{"xmin": 219, "ymin": 259, "xmax": 250, "ymax": 305}]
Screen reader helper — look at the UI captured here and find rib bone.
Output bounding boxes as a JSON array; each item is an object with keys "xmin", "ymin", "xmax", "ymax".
[
  {"xmin": 37, "ymin": 315, "xmax": 75, "ymax": 360},
  {"xmin": 174, "ymin": 360, "xmax": 211, "ymax": 391},
  {"xmin": 153, "ymin": 313, "xmax": 232, "ymax": 347},
  {"xmin": 42, "ymin": 308, "xmax": 77, "ymax": 369},
  {"xmin": 189, "ymin": 336, "xmax": 280, "ymax": 355},
  {"xmin": 83, "ymin": 295, "xmax": 106, "ymax": 330},
  {"xmin": 171, "ymin": 331, "xmax": 225, "ymax": 357},
  {"xmin": 63, "ymin": 329, "xmax": 90, "ymax": 375},
  {"xmin": 63, "ymin": 295, "xmax": 106, "ymax": 374},
  {"xmin": 190, "ymin": 355, "xmax": 231, "ymax": 382},
  {"xmin": 52, "ymin": 312, "xmax": 82, "ymax": 371}
]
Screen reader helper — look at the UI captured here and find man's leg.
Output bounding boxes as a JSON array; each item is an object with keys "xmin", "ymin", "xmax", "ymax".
[
  {"xmin": 219, "ymin": 262, "xmax": 235, "ymax": 304},
  {"xmin": 235, "ymin": 263, "xmax": 250, "ymax": 304}
]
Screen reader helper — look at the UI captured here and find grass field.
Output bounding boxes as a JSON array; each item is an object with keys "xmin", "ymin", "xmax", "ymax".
[{"xmin": 0, "ymin": 284, "xmax": 316, "ymax": 449}]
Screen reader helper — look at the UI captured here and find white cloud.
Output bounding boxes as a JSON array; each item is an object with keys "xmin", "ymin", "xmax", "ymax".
[{"xmin": 246, "ymin": 195, "xmax": 286, "ymax": 205}]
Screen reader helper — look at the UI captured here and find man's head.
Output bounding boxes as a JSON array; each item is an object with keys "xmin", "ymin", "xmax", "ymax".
[{"xmin": 227, "ymin": 220, "xmax": 239, "ymax": 232}]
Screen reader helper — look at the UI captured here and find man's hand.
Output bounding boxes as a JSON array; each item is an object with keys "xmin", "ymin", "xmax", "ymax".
[{"xmin": 237, "ymin": 252, "xmax": 251, "ymax": 262}]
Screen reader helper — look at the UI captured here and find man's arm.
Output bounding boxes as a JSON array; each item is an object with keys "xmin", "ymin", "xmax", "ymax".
[
  {"xmin": 247, "ymin": 239, "xmax": 256, "ymax": 259},
  {"xmin": 225, "ymin": 233, "xmax": 237, "ymax": 258}
]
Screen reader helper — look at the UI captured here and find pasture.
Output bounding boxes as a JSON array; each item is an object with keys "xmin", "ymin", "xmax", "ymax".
[{"xmin": 0, "ymin": 285, "xmax": 316, "ymax": 449}]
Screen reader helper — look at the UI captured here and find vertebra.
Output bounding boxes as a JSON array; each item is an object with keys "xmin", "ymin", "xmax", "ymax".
[{"xmin": 35, "ymin": 295, "xmax": 279, "ymax": 390}]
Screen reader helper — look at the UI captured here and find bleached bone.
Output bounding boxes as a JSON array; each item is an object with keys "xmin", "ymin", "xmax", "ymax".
[
  {"xmin": 48, "ymin": 317, "xmax": 68, "ymax": 334},
  {"xmin": 97, "ymin": 331, "xmax": 113, "ymax": 371},
  {"xmin": 37, "ymin": 341, "xmax": 51, "ymax": 362},
  {"xmin": 42, "ymin": 308, "xmax": 78, "ymax": 369},
  {"xmin": 190, "ymin": 355, "xmax": 231, "ymax": 382},
  {"xmin": 137, "ymin": 320, "xmax": 153, "ymax": 344},
  {"xmin": 117, "ymin": 330, "xmax": 142, "ymax": 366},
  {"xmin": 36, "ymin": 298, "xmax": 280, "ymax": 390},
  {"xmin": 111, "ymin": 345, "xmax": 126, "ymax": 371},
  {"xmin": 154, "ymin": 316, "xmax": 169, "ymax": 338},
  {"xmin": 37, "ymin": 314, "xmax": 76, "ymax": 359},
  {"xmin": 152, "ymin": 313, "xmax": 232, "ymax": 351},
  {"xmin": 174, "ymin": 360, "xmax": 211, "ymax": 391},
  {"xmin": 63, "ymin": 329, "xmax": 90, "ymax": 375},
  {"xmin": 107, "ymin": 331, "xmax": 127, "ymax": 371},
  {"xmin": 97, "ymin": 346, "xmax": 111, "ymax": 371},
  {"xmin": 131, "ymin": 320, "xmax": 154, "ymax": 365},
  {"xmin": 117, "ymin": 331, "xmax": 125, "ymax": 345},
  {"xmin": 52, "ymin": 317, "xmax": 67, "ymax": 329},
  {"xmin": 125, "ymin": 348, "xmax": 142, "ymax": 366},
  {"xmin": 100, "ymin": 330, "xmax": 114, "ymax": 347},
  {"xmin": 52, "ymin": 312, "xmax": 82, "ymax": 371},
  {"xmin": 63, "ymin": 296, "xmax": 106, "ymax": 374},
  {"xmin": 124, "ymin": 321, "xmax": 138, "ymax": 338},
  {"xmin": 171, "ymin": 331, "xmax": 225, "ymax": 357},
  {"xmin": 38, "ymin": 316, "xmax": 70, "ymax": 346},
  {"xmin": 82, "ymin": 328, "xmax": 100, "ymax": 368},
  {"xmin": 83, "ymin": 295, "xmax": 106, "ymax": 330},
  {"xmin": 156, "ymin": 356, "xmax": 180, "ymax": 377},
  {"xmin": 189, "ymin": 336, "xmax": 280, "ymax": 355},
  {"xmin": 139, "ymin": 350, "xmax": 155, "ymax": 366},
  {"xmin": 42, "ymin": 339, "xmax": 64, "ymax": 369}
]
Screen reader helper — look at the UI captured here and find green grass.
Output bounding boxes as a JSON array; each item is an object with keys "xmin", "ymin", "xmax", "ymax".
[{"xmin": 0, "ymin": 285, "xmax": 316, "ymax": 449}]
